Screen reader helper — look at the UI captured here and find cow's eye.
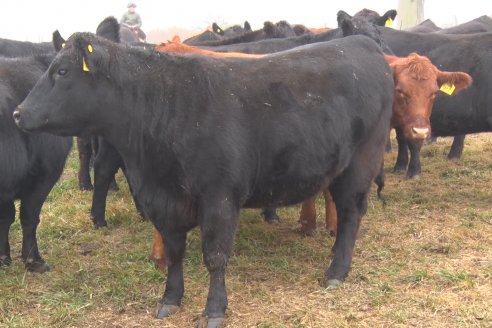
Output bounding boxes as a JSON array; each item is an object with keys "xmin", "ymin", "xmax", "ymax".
[{"xmin": 57, "ymin": 68, "xmax": 68, "ymax": 76}]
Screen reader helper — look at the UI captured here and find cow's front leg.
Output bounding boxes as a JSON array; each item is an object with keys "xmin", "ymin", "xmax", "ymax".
[
  {"xmin": 393, "ymin": 127, "xmax": 409, "ymax": 174},
  {"xmin": 407, "ymin": 141, "xmax": 423, "ymax": 179},
  {"xmin": 198, "ymin": 195, "xmax": 239, "ymax": 328},
  {"xmin": 0, "ymin": 202, "xmax": 15, "ymax": 267},
  {"xmin": 155, "ymin": 230, "xmax": 186, "ymax": 319}
]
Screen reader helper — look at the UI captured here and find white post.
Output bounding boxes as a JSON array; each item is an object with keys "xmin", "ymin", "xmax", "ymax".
[{"xmin": 396, "ymin": 0, "xmax": 425, "ymax": 29}]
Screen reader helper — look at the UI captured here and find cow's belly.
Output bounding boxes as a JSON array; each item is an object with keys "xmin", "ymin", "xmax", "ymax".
[{"xmin": 243, "ymin": 174, "xmax": 331, "ymax": 208}]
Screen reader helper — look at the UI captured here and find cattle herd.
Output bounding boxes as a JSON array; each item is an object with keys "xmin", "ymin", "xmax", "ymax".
[{"xmin": 1, "ymin": 6, "xmax": 491, "ymax": 327}]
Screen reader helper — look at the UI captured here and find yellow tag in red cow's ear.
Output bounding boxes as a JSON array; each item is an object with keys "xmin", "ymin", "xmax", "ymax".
[
  {"xmin": 61, "ymin": 43, "xmax": 66, "ymax": 48},
  {"xmin": 82, "ymin": 57, "xmax": 90, "ymax": 72},
  {"xmin": 87, "ymin": 44, "xmax": 93, "ymax": 53},
  {"xmin": 385, "ymin": 18, "xmax": 393, "ymax": 27},
  {"xmin": 440, "ymin": 83, "xmax": 456, "ymax": 95}
]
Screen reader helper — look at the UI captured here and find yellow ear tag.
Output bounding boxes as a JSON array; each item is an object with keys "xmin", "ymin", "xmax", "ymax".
[
  {"xmin": 82, "ymin": 57, "xmax": 90, "ymax": 72},
  {"xmin": 440, "ymin": 83, "xmax": 456, "ymax": 95},
  {"xmin": 385, "ymin": 18, "xmax": 393, "ymax": 27},
  {"xmin": 61, "ymin": 43, "xmax": 66, "ymax": 48},
  {"xmin": 87, "ymin": 44, "xmax": 93, "ymax": 53}
]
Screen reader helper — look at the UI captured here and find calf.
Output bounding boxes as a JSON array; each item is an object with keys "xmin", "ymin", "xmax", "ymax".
[
  {"xmin": 0, "ymin": 54, "xmax": 72, "ymax": 272},
  {"xmin": 15, "ymin": 33, "xmax": 393, "ymax": 327}
]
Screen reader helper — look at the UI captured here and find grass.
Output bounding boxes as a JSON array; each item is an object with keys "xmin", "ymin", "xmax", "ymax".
[{"xmin": 0, "ymin": 133, "xmax": 491, "ymax": 328}]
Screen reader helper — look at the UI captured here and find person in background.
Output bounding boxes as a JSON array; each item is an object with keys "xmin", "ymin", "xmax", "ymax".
[{"xmin": 120, "ymin": 3, "xmax": 146, "ymax": 40}]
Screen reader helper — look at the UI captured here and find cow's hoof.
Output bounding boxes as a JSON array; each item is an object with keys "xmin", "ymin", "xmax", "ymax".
[
  {"xmin": 299, "ymin": 226, "xmax": 316, "ymax": 236},
  {"xmin": 393, "ymin": 167, "xmax": 406, "ymax": 175},
  {"xmin": 154, "ymin": 303, "xmax": 179, "ymax": 319},
  {"xmin": 0, "ymin": 255, "xmax": 12, "ymax": 267},
  {"xmin": 79, "ymin": 184, "xmax": 93, "ymax": 191},
  {"xmin": 264, "ymin": 217, "xmax": 280, "ymax": 224},
  {"xmin": 197, "ymin": 316, "xmax": 226, "ymax": 328},
  {"xmin": 109, "ymin": 185, "xmax": 120, "ymax": 192},
  {"xmin": 25, "ymin": 260, "xmax": 50, "ymax": 273},
  {"xmin": 327, "ymin": 229, "xmax": 337, "ymax": 237},
  {"xmin": 448, "ymin": 156, "xmax": 460, "ymax": 161},
  {"xmin": 92, "ymin": 219, "xmax": 108, "ymax": 229},
  {"xmin": 407, "ymin": 174, "xmax": 420, "ymax": 180},
  {"xmin": 320, "ymin": 278, "xmax": 342, "ymax": 289},
  {"xmin": 150, "ymin": 256, "xmax": 167, "ymax": 273}
]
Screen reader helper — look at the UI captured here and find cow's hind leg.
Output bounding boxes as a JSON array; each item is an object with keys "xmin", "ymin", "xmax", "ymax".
[
  {"xmin": 299, "ymin": 196, "xmax": 317, "ymax": 235},
  {"xmin": 448, "ymin": 135, "xmax": 465, "ymax": 160},
  {"xmin": 19, "ymin": 176, "xmax": 57, "ymax": 272},
  {"xmin": 154, "ymin": 230, "xmax": 186, "ymax": 319},
  {"xmin": 323, "ymin": 147, "xmax": 381, "ymax": 287},
  {"xmin": 262, "ymin": 207, "xmax": 280, "ymax": 224},
  {"xmin": 149, "ymin": 228, "xmax": 167, "ymax": 272},
  {"xmin": 0, "ymin": 202, "xmax": 15, "ymax": 267},
  {"xmin": 324, "ymin": 191, "xmax": 337, "ymax": 236},
  {"xmin": 91, "ymin": 139, "xmax": 122, "ymax": 228},
  {"xmin": 197, "ymin": 194, "xmax": 239, "ymax": 328}
]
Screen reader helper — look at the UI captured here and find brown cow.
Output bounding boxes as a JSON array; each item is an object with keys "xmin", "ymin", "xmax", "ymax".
[
  {"xmin": 299, "ymin": 53, "xmax": 473, "ymax": 236},
  {"xmin": 149, "ymin": 38, "xmax": 265, "ymax": 271},
  {"xmin": 155, "ymin": 36, "xmax": 265, "ymax": 58}
]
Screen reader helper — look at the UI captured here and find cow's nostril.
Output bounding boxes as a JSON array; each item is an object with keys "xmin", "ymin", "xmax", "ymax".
[{"xmin": 13, "ymin": 110, "xmax": 21, "ymax": 122}]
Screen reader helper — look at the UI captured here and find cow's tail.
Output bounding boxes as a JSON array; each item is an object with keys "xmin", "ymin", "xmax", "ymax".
[{"xmin": 374, "ymin": 161, "xmax": 386, "ymax": 207}]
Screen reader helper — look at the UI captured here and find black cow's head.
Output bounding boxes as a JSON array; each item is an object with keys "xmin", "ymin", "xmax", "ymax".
[
  {"xmin": 14, "ymin": 33, "xmax": 117, "ymax": 136},
  {"xmin": 337, "ymin": 11, "xmax": 395, "ymax": 53},
  {"xmin": 263, "ymin": 20, "xmax": 297, "ymax": 38},
  {"xmin": 338, "ymin": 8, "xmax": 397, "ymax": 28}
]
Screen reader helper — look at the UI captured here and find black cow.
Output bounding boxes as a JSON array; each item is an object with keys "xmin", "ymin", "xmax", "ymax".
[
  {"xmin": 14, "ymin": 33, "xmax": 394, "ymax": 327},
  {"xmin": 405, "ymin": 19, "xmax": 441, "ymax": 33},
  {"xmin": 377, "ymin": 26, "xmax": 492, "ymax": 177},
  {"xmin": 187, "ymin": 20, "xmax": 299, "ymax": 47},
  {"xmin": 0, "ymin": 38, "xmax": 53, "ymax": 57},
  {"xmin": 0, "ymin": 54, "xmax": 72, "ymax": 272},
  {"xmin": 436, "ymin": 15, "xmax": 492, "ymax": 34},
  {"xmin": 183, "ymin": 21, "xmax": 252, "ymax": 45},
  {"xmin": 203, "ymin": 8, "xmax": 397, "ymax": 54},
  {"xmin": 427, "ymin": 15, "xmax": 492, "ymax": 158}
]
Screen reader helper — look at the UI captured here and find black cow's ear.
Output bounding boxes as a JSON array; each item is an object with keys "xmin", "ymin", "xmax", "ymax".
[
  {"xmin": 96, "ymin": 16, "xmax": 120, "ymax": 42},
  {"xmin": 379, "ymin": 10, "xmax": 398, "ymax": 26},
  {"xmin": 52, "ymin": 30, "xmax": 66, "ymax": 52},
  {"xmin": 212, "ymin": 23, "xmax": 224, "ymax": 35},
  {"xmin": 337, "ymin": 11, "xmax": 353, "ymax": 27},
  {"xmin": 244, "ymin": 21, "xmax": 252, "ymax": 32},
  {"xmin": 340, "ymin": 18, "xmax": 356, "ymax": 36}
]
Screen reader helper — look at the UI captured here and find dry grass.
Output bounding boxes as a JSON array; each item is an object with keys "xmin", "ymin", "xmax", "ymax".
[{"xmin": 0, "ymin": 133, "xmax": 491, "ymax": 328}]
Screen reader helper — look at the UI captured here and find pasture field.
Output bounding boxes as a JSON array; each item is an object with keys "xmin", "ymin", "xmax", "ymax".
[{"xmin": 0, "ymin": 134, "xmax": 491, "ymax": 328}]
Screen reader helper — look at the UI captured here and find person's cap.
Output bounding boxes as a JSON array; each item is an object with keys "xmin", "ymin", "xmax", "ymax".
[{"xmin": 127, "ymin": 2, "xmax": 137, "ymax": 8}]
